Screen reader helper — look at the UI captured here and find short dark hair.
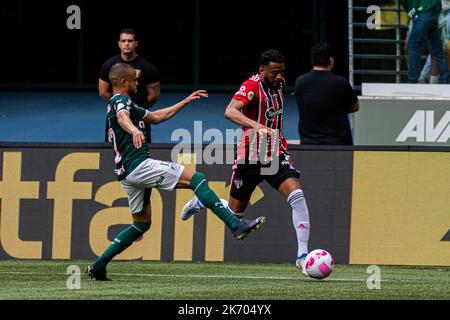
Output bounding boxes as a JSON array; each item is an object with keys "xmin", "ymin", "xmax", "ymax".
[
  {"xmin": 311, "ymin": 43, "xmax": 334, "ymax": 67},
  {"xmin": 119, "ymin": 28, "xmax": 137, "ymax": 39},
  {"xmin": 259, "ymin": 49, "xmax": 285, "ymax": 67},
  {"xmin": 109, "ymin": 63, "xmax": 134, "ymax": 86}
]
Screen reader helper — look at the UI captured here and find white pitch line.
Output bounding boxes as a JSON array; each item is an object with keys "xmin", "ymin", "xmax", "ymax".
[
  {"xmin": 108, "ymin": 273, "xmax": 371, "ymax": 282},
  {"xmin": 0, "ymin": 271, "xmax": 366, "ymax": 282},
  {"xmin": 0, "ymin": 271, "xmax": 448, "ymax": 284}
]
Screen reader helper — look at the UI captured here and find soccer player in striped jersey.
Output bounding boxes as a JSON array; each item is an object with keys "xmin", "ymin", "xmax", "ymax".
[
  {"xmin": 86, "ymin": 63, "xmax": 265, "ymax": 281},
  {"xmin": 181, "ymin": 50, "xmax": 311, "ymax": 276}
]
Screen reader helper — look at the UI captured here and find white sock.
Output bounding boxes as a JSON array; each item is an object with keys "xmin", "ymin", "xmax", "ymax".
[
  {"xmin": 287, "ymin": 190, "xmax": 310, "ymax": 258},
  {"xmin": 430, "ymin": 75, "xmax": 439, "ymax": 84},
  {"xmin": 222, "ymin": 199, "xmax": 244, "ymax": 217}
]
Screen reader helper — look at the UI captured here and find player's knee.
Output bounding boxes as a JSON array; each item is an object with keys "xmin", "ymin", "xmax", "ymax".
[
  {"xmin": 141, "ymin": 223, "xmax": 151, "ymax": 233},
  {"xmin": 194, "ymin": 171, "xmax": 206, "ymax": 181},
  {"xmin": 133, "ymin": 222, "xmax": 151, "ymax": 233},
  {"xmin": 287, "ymin": 189, "xmax": 305, "ymax": 207}
]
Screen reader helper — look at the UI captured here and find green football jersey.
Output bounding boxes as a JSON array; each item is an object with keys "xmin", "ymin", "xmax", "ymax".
[
  {"xmin": 400, "ymin": 0, "xmax": 441, "ymax": 17},
  {"xmin": 107, "ymin": 94, "xmax": 150, "ymax": 180}
]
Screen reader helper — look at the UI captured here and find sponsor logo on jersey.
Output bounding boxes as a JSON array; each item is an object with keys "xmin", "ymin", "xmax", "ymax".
[
  {"xmin": 265, "ymin": 107, "xmax": 283, "ymax": 121},
  {"xmin": 236, "ymin": 86, "xmax": 247, "ymax": 97}
]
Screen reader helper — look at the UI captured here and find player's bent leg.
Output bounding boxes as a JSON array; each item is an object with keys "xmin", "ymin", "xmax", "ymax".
[
  {"xmin": 175, "ymin": 166, "xmax": 196, "ymax": 188},
  {"xmin": 279, "ymin": 178, "xmax": 310, "ymax": 277},
  {"xmin": 186, "ymin": 171, "xmax": 266, "ymax": 240},
  {"xmin": 187, "ymin": 171, "xmax": 240, "ymax": 230},
  {"xmin": 181, "ymin": 197, "xmax": 234, "ymax": 221},
  {"xmin": 178, "ymin": 167, "xmax": 207, "ymax": 221},
  {"xmin": 181, "ymin": 188, "xmax": 249, "ymax": 222},
  {"xmin": 132, "ymin": 201, "xmax": 152, "ymax": 224}
]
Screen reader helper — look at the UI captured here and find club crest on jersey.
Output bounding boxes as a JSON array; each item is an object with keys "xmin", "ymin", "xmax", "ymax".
[
  {"xmin": 282, "ymin": 160, "xmax": 295, "ymax": 170},
  {"xmin": 234, "ymin": 178, "xmax": 243, "ymax": 189},
  {"xmin": 135, "ymin": 69, "xmax": 142, "ymax": 78},
  {"xmin": 265, "ymin": 107, "xmax": 283, "ymax": 121},
  {"xmin": 114, "ymin": 166, "xmax": 125, "ymax": 176}
]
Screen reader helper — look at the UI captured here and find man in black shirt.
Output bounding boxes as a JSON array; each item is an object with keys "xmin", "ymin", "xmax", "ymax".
[
  {"xmin": 99, "ymin": 28, "xmax": 160, "ymax": 143},
  {"xmin": 294, "ymin": 43, "xmax": 359, "ymax": 145}
]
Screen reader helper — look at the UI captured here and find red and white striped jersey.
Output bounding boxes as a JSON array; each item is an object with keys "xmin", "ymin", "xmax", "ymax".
[{"xmin": 232, "ymin": 74, "xmax": 288, "ymax": 161}]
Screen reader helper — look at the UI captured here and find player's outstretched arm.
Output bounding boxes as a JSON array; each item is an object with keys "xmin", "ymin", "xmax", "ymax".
[{"xmin": 144, "ymin": 90, "xmax": 208, "ymax": 124}]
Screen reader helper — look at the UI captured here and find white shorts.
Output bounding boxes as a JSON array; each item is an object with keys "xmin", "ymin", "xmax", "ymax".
[{"xmin": 121, "ymin": 158, "xmax": 185, "ymax": 214}]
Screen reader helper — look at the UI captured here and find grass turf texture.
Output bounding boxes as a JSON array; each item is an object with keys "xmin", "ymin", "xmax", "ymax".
[{"xmin": 0, "ymin": 260, "xmax": 449, "ymax": 300}]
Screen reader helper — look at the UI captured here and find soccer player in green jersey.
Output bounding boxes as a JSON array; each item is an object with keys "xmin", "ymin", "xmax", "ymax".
[{"xmin": 86, "ymin": 63, "xmax": 266, "ymax": 281}]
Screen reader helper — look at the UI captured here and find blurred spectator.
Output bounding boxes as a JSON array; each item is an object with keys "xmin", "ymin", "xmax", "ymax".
[
  {"xmin": 400, "ymin": 0, "xmax": 449, "ymax": 83},
  {"xmin": 445, "ymin": 0, "xmax": 450, "ymax": 67},
  {"xmin": 294, "ymin": 44, "xmax": 359, "ymax": 146},
  {"xmin": 99, "ymin": 28, "xmax": 160, "ymax": 143},
  {"xmin": 419, "ymin": 0, "xmax": 450, "ymax": 83}
]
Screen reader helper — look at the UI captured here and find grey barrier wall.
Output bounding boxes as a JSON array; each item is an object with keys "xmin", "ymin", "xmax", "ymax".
[
  {"xmin": 0, "ymin": 143, "xmax": 353, "ymax": 264},
  {"xmin": 355, "ymin": 97, "xmax": 450, "ymax": 146}
]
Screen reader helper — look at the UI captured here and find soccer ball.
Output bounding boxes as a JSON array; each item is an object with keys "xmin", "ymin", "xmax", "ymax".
[{"xmin": 304, "ymin": 249, "xmax": 334, "ymax": 279}]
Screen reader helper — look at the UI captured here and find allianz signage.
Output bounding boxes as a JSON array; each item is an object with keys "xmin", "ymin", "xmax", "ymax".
[{"xmin": 354, "ymin": 98, "xmax": 450, "ymax": 146}]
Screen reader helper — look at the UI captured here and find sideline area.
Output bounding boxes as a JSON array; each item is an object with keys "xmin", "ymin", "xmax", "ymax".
[{"xmin": 0, "ymin": 92, "xmax": 300, "ymax": 143}]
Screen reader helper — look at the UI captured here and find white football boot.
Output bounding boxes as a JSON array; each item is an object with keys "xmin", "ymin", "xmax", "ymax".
[
  {"xmin": 296, "ymin": 253, "xmax": 309, "ymax": 277},
  {"xmin": 181, "ymin": 195, "xmax": 205, "ymax": 221}
]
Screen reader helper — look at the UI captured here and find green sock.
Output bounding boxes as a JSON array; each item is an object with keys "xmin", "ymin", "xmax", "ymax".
[
  {"xmin": 189, "ymin": 172, "xmax": 240, "ymax": 230},
  {"xmin": 94, "ymin": 222, "xmax": 151, "ymax": 269}
]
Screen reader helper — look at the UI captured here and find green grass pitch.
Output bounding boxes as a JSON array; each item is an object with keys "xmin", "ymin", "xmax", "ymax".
[{"xmin": 0, "ymin": 260, "xmax": 449, "ymax": 300}]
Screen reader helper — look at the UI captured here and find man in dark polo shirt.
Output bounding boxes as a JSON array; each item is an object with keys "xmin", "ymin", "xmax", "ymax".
[
  {"xmin": 99, "ymin": 28, "xmax": 160, "ymax": 143},
  {"xmin": 294, "ymin": 43, "xmax": 359, "ymax": 145}
]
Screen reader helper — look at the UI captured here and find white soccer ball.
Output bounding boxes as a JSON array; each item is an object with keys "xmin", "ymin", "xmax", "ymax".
[{"xmin": 304, "ymin": 249, "xmax": 334, "ymax": 279}]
